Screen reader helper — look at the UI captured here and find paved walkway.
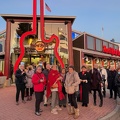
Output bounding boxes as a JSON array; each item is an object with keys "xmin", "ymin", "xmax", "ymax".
[{"xmin": 0, "ymin": 86, "xmax": 117, "ymax": 120}]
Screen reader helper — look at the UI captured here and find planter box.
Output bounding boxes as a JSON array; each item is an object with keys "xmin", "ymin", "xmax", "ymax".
[{"xmin": 0, "ymin": 76, "xmax": 6, "ymax": 88}]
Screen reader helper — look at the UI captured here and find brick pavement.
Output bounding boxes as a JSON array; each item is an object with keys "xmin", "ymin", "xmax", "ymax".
[{"xmin": 0, "ymin": 86, "xmax": 117, "ymax": 120}]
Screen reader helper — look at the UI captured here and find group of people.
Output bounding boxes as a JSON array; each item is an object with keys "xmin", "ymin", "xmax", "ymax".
[{"xmin": 14, "ymin": 62, "xmax": 120, "ymax": 119}]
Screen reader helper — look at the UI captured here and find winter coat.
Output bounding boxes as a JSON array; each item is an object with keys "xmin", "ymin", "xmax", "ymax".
[
  {"xmin": 115, "ymin": 74, "xmax": 120, "ymax": 87},
  {"xmin": 79, "ymin": 71, "xmax": 91, "ymax": 104},
  {"xmin": 26, "ymin": 70, "xmax": 34, "ymax": 88},
  {"xmin": 107, "ymin": 70, "xmax": 116, "ymax": 90},
  {"xmin": 89, "ymin": 68, "xmax": 102, "ymax": 90},
  {"xmin": 32, "ymin": 72, "xmax": 46, "ymax": 92},
  {"xmin": 65, "ymin": 71, "xmax": 81, "ymax": 92},
  {"xmin": 15, "ymin": 69, "xmax": 26, "ymax": 85}
]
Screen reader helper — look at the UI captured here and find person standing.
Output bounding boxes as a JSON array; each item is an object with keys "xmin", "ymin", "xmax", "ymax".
[
  {"xmin": 59, "ymin": 68, "xmax": 67, "ymax": 108},
  {"xmin": 32, "ymin": 66, "xmax": 46, "ymax": 116},
  {"xmin": 89, "ymin": 64, "xmax": 103, "ymax": 107},
  {"xmin": 42, "ymin": 63, "xmax": 51, "ymax": 106},
  {"xmin": 47, "ymin": 65, "xmax": 64, "ymax": 115},
  {"xmin": 99, "ymin": 65, "xmax": 108, "ymax": 97},
  {"xmin": 15, "ymin": 65, "xmax": 26, "ymax": 105},
  {"xmin": 107, "ymin": 66, "xmax": 117, "ymax": 99},
  {"xmin": 115, "ymin": 67, "xmax": 120, "ymax": 98},
  {"xmin": 65, "ymin": 66, "xmax": 81, "ymax": 119},
  {"xmin": 26, "ymin": 65, "xmax": 34, "ymax": 101},
  {"xmin": 79, "ymin": 65, "xmax": 91, "ymax": 107}
]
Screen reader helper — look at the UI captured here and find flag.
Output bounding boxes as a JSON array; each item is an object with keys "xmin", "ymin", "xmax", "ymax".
[{"xmin": 45, "ymin": 3, "xmax": 51, "ymax": 12}]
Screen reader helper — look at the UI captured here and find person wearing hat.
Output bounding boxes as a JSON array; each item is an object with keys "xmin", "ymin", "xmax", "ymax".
[{"xmin": 79, "ymin": 65, "xmax": 91, "ymax": 107}]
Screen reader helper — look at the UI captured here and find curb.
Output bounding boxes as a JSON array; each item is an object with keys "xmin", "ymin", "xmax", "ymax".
[{"xmin": 98, "ymin": 98, "xmax": 120, "ymax": 120}]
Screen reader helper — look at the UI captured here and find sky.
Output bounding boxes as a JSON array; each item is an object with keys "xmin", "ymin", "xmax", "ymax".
[{"xmin": 0, "ymin": 0, "xmax": 120, "ymax": 42}]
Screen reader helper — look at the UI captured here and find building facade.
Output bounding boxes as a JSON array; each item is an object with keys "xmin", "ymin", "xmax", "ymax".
[
  {"xmin": 73, "ymin": 32, "xmax": 120, "ymax": 72},
  {"xmin": 0, "ymin": 14, "xmax": 75, "ymax": 78}
]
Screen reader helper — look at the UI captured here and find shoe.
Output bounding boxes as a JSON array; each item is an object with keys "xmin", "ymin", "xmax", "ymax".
[
  {"xmin": 63, "ymin": 105, "xmax": 66, "ymax": 108},
  {"xmin": 94, "ymin": 102, "xmax": 96, "ymax": 106},
  {"xmin": 29, "ymin": 96, "xmax": 32, "ymax": 101},
  {"xmin": 59, "ymin": 105, "xmax": 62, "ymax": 107},
  {"xmin": 82, "ymin": 103, "xmax": 84, "ymax": 106},
  {"xmin": 44, "ymin": 104, "xmax": 48, "ymax": 106},
  {"xmin": 27, "ymin": 97, "xmax": 30, "ymax": 101},
  {"xmin": 84, "ymin": 104, "xmax": 88, "ymax": 107},
  {"xmin": 35, "ymin": 112, "xmax": 41, "ymax": 116},
  {"xmin": 22, "ymin": 100, "xmax": 26, "ymax": 104},
  {"xmin": 73, "ymin": 108, "xmax": 80, "ymax": 119},
  {"xmin": 51, "ymin": 109, "xmax": 58, "ymax": 114},
  {"xmin": 68, "ymin": 106, "xmax": 75, "ymax": 115},
  {"xmin": 39, "ymin": 109, "xmax": 43, "ymax": 112},
  {"xmin": 99, "ymin": 100, "xmax": 103, "ymax": 107},
  {"xmin": 56, "ymin": 106, "xmax": 62, "ymax": 111},
  {"xmin": 16, "ymin": 102, "xmax": 19, "ymax": 105}
]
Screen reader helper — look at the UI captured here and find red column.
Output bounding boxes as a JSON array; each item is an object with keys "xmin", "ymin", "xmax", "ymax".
[
  {"xmin": 67, "ymin": 22, "xmax": 73, "ymax": 65},
  {"xmin": 4, "ymin": 20, "xmax": 11, "ymax": 79}
]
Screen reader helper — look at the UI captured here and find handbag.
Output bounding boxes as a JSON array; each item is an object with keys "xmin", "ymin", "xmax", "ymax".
[
  {"xmin": 65, "ymin": 85, "xmax": 75, "ymax": 94},
  {"xmin": 51, "ymin": 80, "xmax": 58, "ymax": 89}
]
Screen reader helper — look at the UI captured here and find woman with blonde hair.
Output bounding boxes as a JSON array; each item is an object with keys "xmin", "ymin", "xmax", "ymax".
[{"xmin": 65, "ymin": 66, "xmax": 81, "ymax": 119}]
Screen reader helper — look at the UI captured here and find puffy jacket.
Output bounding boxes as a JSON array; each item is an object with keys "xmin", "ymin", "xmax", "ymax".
[{"xmin": 32, "ymin": 72, "xmax": 46, "ymax": 92}]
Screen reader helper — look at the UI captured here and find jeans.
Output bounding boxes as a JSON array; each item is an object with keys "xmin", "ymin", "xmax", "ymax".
[
  {"xmin": 68, "ymin": 93, "xmax": 78, "ymax": 108},
  {"xmin": 16, "ymin": 84, "xmax": 25, "ymax": 102},
  {"xmin": 35, "ymin": 92, "xmax": 44, "ymax": 112}
]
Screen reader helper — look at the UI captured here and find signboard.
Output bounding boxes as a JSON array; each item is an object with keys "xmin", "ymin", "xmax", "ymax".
[
  {"xmin": 35, "ymin": 41, "xmax": 45, "ymax": 52},
  {"xmin": 103, "ymin": 46, "xmax": 120, "ymax": 56}
]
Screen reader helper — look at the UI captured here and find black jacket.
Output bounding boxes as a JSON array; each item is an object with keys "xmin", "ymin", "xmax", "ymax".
[
  {"xmin": 15, "ymin": 69, "xmax": 26, "ymax": 84},
  {"xmin": 107, "ymin": 70, "xmax": 116, "ymax": 89},
  {"xmin": 115, "ymin": 74, "xmax": 120, "ymax": 87}
]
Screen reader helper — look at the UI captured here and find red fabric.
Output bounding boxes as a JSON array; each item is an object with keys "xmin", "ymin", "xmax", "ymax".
[
  {"xmin": 80, "ymin": 84, "xmax": 82, "ymax": 101},
  {"xmin": 47, "ymin": 69, "xmax": 64, "ymax": 100},
  {"xmin": 32, "ymin": 72, "xmax": 46, "ymax": 92},
  {"xmin": 0, "ymin": 72, "xmax": 4, "ymax": 76},
  {"xmin": 82, "ymin": 71, "xmax": 85, "ymax": 75}
]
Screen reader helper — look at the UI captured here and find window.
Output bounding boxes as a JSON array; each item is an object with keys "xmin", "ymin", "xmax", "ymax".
[
  {"xmin": 96, "ymin": 39, "xmax": 102, "ymax": 51},
  {"xmin": 0, "ymin": 44, "xmax": 2, "ymax": 52},
  {"xmin": 87, "ymin": 36, "xmax": 94, "ymax": 50},
  {"xmin": 109, "ymin": 43, "xmax": 113, "ymax": 48},
  {"xmin": 103, "ymin": 41, "xmax": 108, "ymax": 47},
  {"xmin": 114, "ymin": 45, "xmax": 119, "ymax": 50}
]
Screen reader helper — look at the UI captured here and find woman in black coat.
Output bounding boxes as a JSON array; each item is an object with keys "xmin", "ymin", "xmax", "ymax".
[
  {"xmin": 79, "ymin": 66, "xmax": 91, "ymax": 107},
  {"xmin": 15, "ymin": 65, "xmax": 26, "ymax": 105},
  {"xmin": 107, "ymin": 66, "xmax": 117, "ymax": 99}
]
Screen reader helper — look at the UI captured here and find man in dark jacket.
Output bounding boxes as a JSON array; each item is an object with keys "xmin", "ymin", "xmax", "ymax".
[
  {"xmin": 42, "ymin": 63, "xmax": 51, "ymax": 106},
  {"xmin": 107, "ymin": 66, "xmax": 117, "ymax": 99},
  {"xmin": 15, "ymin": 64, "xmax": 26, "ymax": 105},
  {"xmin": 89, "ymin": 64, "xmax": 103, "ymax": 107}
]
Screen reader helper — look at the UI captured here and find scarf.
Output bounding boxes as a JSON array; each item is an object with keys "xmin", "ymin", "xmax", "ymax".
[{"xmin": 46, "ymin": 69, "xmax": 64, "ymax": 100}]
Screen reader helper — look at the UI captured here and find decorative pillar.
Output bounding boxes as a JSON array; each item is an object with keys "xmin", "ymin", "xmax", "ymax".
[
  {"xmin": 67, "ymin": 22, "xmax": 73, "ymax": 65},
  {"xmin": 4, "ymin": 20, "xmax": 11, "ymax": 79}
]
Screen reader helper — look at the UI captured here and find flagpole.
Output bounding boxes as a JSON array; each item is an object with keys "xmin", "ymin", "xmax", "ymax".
[{"xmin": 102, "ymin": 27, "xmax": 104, "ymax": 38}]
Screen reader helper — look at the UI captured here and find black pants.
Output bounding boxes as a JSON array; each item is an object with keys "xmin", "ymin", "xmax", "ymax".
[
  {"xmin": 68, "ymin": 93, "xmax": 78, "ymax": 109},
  {"xmin": 102, "ymin": 80, "xmax": 106, "ymax": 97},
  {"xmin": 16, "ymin": 84, "xmax": 25, "ymax": 102},
  {"xmin": 35, "ymin": 92, "xmax": 44, "ymax": 112},
  {"xmin": 26, "ymin": 88, "xmax": 33, "ymax": 96},
  {"xmin": 110, "ymin": 88, "xmax": 117, "ymax": 99},
  {"xmin": 93, "ymin": 89, "xmax": 103, "ymax": 103}
]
